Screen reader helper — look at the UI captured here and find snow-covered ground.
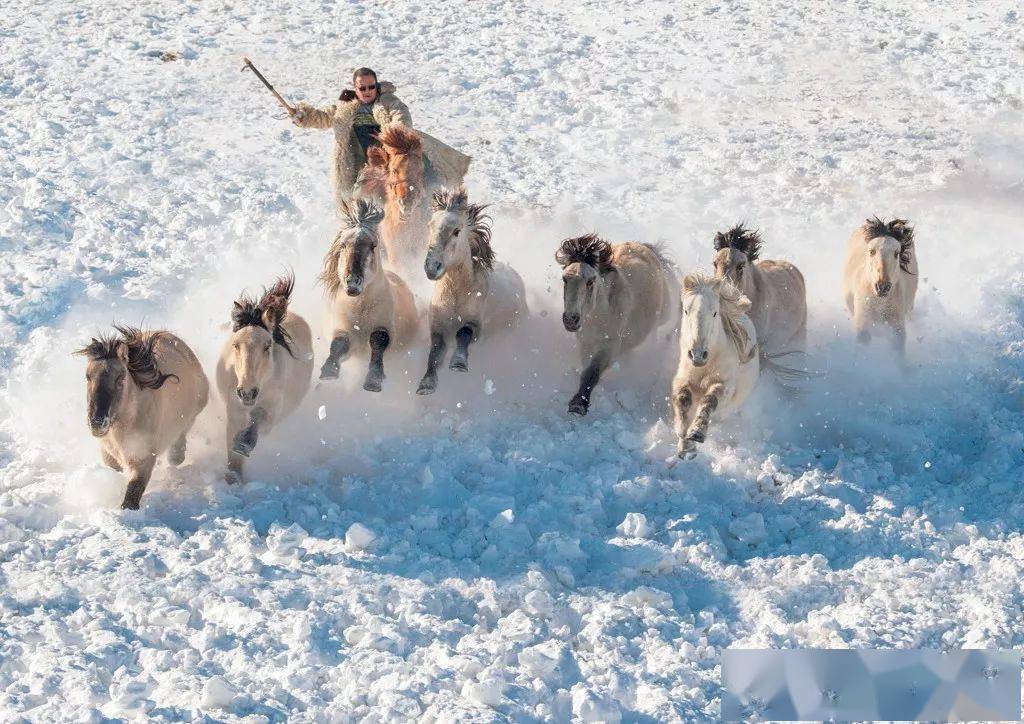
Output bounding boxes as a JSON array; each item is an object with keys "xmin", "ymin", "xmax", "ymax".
[{"xmin": 2, "ymin": 0, "xmax": 1024, "ymax": 720}]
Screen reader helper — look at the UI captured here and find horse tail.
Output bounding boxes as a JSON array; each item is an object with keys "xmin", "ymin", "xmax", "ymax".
[{"xmin": 759, "ymin": 349, "xmax": 820, "ymax": 395}]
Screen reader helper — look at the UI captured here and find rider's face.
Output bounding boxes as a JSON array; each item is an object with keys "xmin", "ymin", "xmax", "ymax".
[{"xmin": 354, "ymin": 75, "xmax": 378, "ymax": 103}]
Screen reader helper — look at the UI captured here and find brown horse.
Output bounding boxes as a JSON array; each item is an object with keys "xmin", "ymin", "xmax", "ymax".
[
  {"xmin": 363, "ymin": 125, "xmax": 432, "ymax": 277},
  {"xmin": 76, "ymin": 326, "xmax": 208, "ymax": 509}
]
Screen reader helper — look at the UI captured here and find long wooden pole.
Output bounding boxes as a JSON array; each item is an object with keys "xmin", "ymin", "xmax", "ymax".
[{"xmin": 241, "ymin": 56, "xmax": 294, "ymax": 113}]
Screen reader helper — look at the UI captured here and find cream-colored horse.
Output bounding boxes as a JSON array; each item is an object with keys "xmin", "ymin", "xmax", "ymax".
[
  {"xmin": 417, "ymin": 187, "xmax": 528, "ymax": 394},
  {"xmin": 76, "ymin": 326, "xmax": 209, "ymax": 509},
  {"xmin": 556, "ymin": 234, "xmax": 678, "ymax": 416},
  {"xmin": 843, "ymin": 216, "xmax": 918, "ymax": 357},
  {"xmin": 216, "ymin": 275, "xmax": 313, "ymax": 484},
  {"xmin": 712, "ymin": 224, "xmax": 806, "ymax": 355},
  {"xmin": 318, "ymin": 199, "xmax": 419, "ymax": 391},
  {"xmin": 672, "ymin": 273, "xmax": 759, "ymax": 458}
]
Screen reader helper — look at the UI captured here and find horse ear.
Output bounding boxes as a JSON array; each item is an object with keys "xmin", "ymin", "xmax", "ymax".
[
  {"xmin": 367, "ymin": 146, "xmax": 388, "ymax": 168},
  {"xmin": 261, "ymin": 298, "xmax": 285, "ymax": 330}
]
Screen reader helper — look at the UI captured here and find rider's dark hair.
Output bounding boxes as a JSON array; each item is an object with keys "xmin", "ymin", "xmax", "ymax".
[{"xmin": 340, "ymin": 67, "xmax": 379, "ymax": 101}]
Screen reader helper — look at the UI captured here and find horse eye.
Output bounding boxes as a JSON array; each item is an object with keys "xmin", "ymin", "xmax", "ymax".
[
  {"xmin": 451, "ymin": 228, "xmax": 460, "ymax": 237},
  {"xmin": 894, "ymin": 251, "xmax": 899, "ymax": 258},
  {"xmin": 264, "ymin": 344, "xmax": 272, "ymax": 352},
  {"xmin": 586, "ymin": 279, "xmax": 594, "ymax": 288},
  {"xmin": 736, "ymin": 263, "xmax": 745, "ymax": 272},
  {"xmin": 869, "ymin": 249, "xmax": 876, "ymax": 256},
  {"xmin": 713, "ymin": 311, "xmax": 718, "ymax": 318}
]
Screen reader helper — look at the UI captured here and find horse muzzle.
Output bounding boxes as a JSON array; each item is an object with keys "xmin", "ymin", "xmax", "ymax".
[
  {"xmin": 562, "ymin": 312, "xmax": 581, "ymax": 332},
  {"xmin": 688, "ymin": 348, "xmax": 709, "ymax": 366},
  {"xmin": 425, "ymin": 258, "xmax": 444, "ymax": 281},
  {"xmin": 874, "ymin": 281, "xmax": 892, "ymax": 297},
  {"xmin": 89, "ymin": 416, "xmax": 112, "ymax": 437},
  {"xmin": 237, "ymin": 387, "xmax": 259, "ymax": 406},
  {"xmin": 345, "ymin": 278, "xmax": 364, "ymax": 296}
]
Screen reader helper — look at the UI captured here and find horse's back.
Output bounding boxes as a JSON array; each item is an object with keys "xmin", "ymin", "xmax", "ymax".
[
  {"xmin": 280, "ymin": 311, "xmax": 314, "ymax": 413},
  {"xmin": 613, "ymin": 242, "xmax": 676, "ymax": 343},
  {"xmin": 485, "ymin": 262, "xmax": 528, "ymax": 331},
  {"xmin": 385, "ymin": 270, "xmax": 421, "ymax": 346},
  {"xmin": 154, "ymin": 332, "xmax": 209, "ymax": 413},
  {"xmin": 756, "ymin": 259, "xmax": 807, "ymax": 351}
]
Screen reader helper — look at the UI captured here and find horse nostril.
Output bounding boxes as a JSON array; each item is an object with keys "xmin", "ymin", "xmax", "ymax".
[{"xmin": 687, "ymin": 349, "xmax": 694, "ymax": 361}]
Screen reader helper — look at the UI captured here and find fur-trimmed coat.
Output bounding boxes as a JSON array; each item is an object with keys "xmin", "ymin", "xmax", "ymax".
[{"xmin": 292, "ymin": 81, "xmax": 471, "ymax": 211}]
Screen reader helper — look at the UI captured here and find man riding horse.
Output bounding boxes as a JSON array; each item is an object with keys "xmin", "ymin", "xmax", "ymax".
[{"xmin": 290, "ymin": 67, "xmax": 470, "ymax": 211}]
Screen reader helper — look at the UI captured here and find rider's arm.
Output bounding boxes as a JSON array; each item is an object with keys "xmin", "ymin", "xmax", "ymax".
[
  {"xmin": 380, "ymin": 96, "xmax": 412, "ymax": 127},
  {"xmin": 291, "ymin": 103, "xmax": 336, "ymax": 129}
]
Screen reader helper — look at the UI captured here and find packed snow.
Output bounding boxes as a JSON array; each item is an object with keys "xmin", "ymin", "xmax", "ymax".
[{"xmin": 2, "ymin": 0, "xmax": 1024, "ymax": 720}]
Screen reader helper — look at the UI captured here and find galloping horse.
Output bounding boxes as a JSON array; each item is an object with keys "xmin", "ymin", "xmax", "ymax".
[
  {"xmin": 362, "ymin": 125, "xmax": 434, "ymax": 277},
  {"xmin": 217, "ymin": 274, "xmax": 313, "ymax": 484},
  {"xmin": 672, "ymin": 273, "xmax": 759, "ymax": 458},
  {"xmin": 556, "ymin": 234, "xmax": 679, "ymax": 416},
  {"xmin": 76, "ymin": 326, "xmax": 209, "ymax": 509},
  {"xmin": 843, "ymin": 216, "xmax": 918, "ymax": 359},
  {"xmin": 712, "ymin": 224, "xmax": 806, "ymax": 356},
  {"xmin": 417, "ymin": 187, "xmax": 528, "ymax": 394}
]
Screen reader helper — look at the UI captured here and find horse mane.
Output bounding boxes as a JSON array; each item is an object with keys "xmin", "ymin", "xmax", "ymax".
[
  {"xmin": 377, "ymin": 124, "xmax": 422, "ymax": 156},
  {"xmin": 641, "ymin": 241, "xmax": 675, "ymax": 273},
  {"xmin": 682, "ymin": 272, "xmax": 756, "ymax": 362},
  {"xmin": 555, "ymin": 233, "xmax": 614, "ymax": 273},
  {"xmin": 863, "ymin": 216, "xmax": 915, "ymax": 274},
  {"xmin": 713, "ymin": 223, "xmax": 763, "ymax": 261},
  {"xmin": 231, "ymin": 274, "xmax": 296, "ymax": 358},
  {"xmin": 319, "ymin": 200, "xmax": 384, "ymax": 298},
  {"xmin": 432, "ymin": 187, "xmax": 494, "ymax": 271},
  {"xmin": 74, "ymin": 326, "xmax": 179, "ymax": 389}
]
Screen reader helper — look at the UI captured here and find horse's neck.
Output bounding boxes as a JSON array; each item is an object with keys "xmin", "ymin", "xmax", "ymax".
[
  {"xmin": 115, "ymin": 381, "xmax": 151, "ymax": 431},
  {"xmin": 740, "ymin": 264, "xmax": 760, "ymax": 302}
]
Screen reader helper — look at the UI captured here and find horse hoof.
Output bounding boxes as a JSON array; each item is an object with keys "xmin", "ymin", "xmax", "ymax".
[
  {"xmin": 686, "ymin": 431, "xmax": 705, "ymax": 444},
  {"xmin": 416, "ymin": 381, "xmax": 436, "ymax": 395},
  {"xmin": 120, "ymin": 497, "xmax": 141, "ymax": 511},
  {"xmin": 363, "ymin": 379, "xmax": 382, "ymax": 393},
  {"xmin": 231, "ymin": 439, "xmax": 253, "ymax": 457},
  {"xmin": 224, "ymin": 469, "xmax": 242, "ymax": 485},
  {"xmin": 568, "ymin": 401, "xmax": 589, "ymax": 417},
  {"xmin": 319, "ymin": 366, "xmax": 340, "ymax": 381},
  {"xmin": 449, "ymin": 358, "xmax": 468, "ymax": 372}
]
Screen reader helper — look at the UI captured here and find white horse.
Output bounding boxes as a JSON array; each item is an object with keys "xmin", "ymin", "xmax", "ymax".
[
  {"xmin": 843, "ymin": 216, "xmax": 918, "ymax": 358},
  {"xmin": 672, "ymin": 273, "xmax": 759, "ymax": 458}
]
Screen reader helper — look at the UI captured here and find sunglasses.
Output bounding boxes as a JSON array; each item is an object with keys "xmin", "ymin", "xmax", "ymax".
[{"xmin": 356, "ymin": 83, "xmax": 378, "ymax": 92}]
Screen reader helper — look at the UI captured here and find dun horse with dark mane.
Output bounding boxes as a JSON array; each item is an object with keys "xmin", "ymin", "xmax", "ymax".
[
  {"xmin": 76, "ymin": 326, "xmax": 208, "ymax": 509},
  {"xmin": 319, "ymin": 199, "xmax": 419, "ymax": 391},
  {"xmin": 417, "ymin": 187, "xmax": 527, "ymax": 394},
  {"xmin": 556, "ymin": 234, "xmax": 679, "ymax": 416},
  {"xmin": 217, "ymin": 274, "xmax": 313, "ymax": 484}
]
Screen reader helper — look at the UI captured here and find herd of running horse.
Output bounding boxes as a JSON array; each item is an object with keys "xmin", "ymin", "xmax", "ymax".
[{"xmin": 75, "ymin": 125, "xmax": 919, "ymax": 509}]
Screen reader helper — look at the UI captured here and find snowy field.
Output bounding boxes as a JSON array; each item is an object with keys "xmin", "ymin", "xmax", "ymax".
[{"xmin": 2, "ymin": 0, "xmax": 1024, "ymax": 720}]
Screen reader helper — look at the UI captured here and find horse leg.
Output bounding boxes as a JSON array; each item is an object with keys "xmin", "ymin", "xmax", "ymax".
[
  {"xmin": 684, "ymin": 382, "xmax": 725, "ymax": 456},
  {"xmin": 167, "ymin": 432, "xmax": 188, "ymax": 466},
  {"xmin": 853, "ymin": 304, "xmax": 871, "ymax": 345},
  {"xmin": 417, "ymin": 331, "xmax": 447, "ymax": 395},
  {"xmin": 449, "ymin": 324, "xmax": 477, "ymax": 372},
  {"xmin": 319, "ymin": 333, "xmax": 351, "ymax": 380},
  {"xmin": 672, "ymin": 387, "xmax": 694, "ymax": 458},
  {"xmin": 101, "ymin": 446, "xmax": 122, "ymax": 472},
  {"xmin": 231, "ymin": 407, "xmax": 267, "ymax": 459},
  {"xmin": 364, "ymin": 328, "xmax": 390, "ymax": 392},
  {"xmin": 568, "ymin": 354, "xmax": 607, "ymax": 417},
  {"xmin": 888, "ymin": 315, "xmax": 907, "ymax": 364},
  {"xmin": 121, "ymin": 455, "xmax": 157, "ymax": 510}
]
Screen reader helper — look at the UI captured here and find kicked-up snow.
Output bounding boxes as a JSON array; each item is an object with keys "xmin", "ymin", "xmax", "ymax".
[{"xmin": 2, "ymin": 0, "xmax": 1024, "ymax": 720}]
